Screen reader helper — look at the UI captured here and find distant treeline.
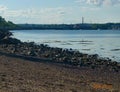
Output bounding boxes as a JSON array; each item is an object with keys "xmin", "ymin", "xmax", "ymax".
[
  {"xmin": 0, "ymin": 16, "xmax": 120, "ymax": 30},
  {"xmin": 17, "ymin": 23, "xmax": 120, "ymax": 30}
]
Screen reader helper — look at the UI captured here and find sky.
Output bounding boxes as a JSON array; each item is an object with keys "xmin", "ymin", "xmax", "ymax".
[{"xmin": 0, "ymin": 0, "xmax": 120, "ymax": 24}]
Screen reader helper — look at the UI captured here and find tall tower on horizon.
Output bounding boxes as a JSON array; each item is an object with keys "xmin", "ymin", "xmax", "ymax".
[{"xmin": 82, "ymin": 17, "xmax": 84, "ymax": 24}]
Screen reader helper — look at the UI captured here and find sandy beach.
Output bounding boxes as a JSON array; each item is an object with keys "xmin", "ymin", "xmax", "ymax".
[{"xmin": 0, "ymin": 53, "xmax": 120, "ymax": 92}]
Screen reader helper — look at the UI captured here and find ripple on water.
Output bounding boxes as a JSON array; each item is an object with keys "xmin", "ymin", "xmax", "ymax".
[{"xmin": 111, "ymin": 49, "xmax": 120, "ymax": 51}]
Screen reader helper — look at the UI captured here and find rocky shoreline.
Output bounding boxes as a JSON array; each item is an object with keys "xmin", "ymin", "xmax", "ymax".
[{"xmin": 0, "ymin": 30, "xmax": 120, "ymax": 72}]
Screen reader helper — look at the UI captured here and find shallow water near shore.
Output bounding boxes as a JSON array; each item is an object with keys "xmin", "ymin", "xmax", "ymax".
[{"xmin": 11, "ymin": 30, "xmax": 120, "ymax": 62}]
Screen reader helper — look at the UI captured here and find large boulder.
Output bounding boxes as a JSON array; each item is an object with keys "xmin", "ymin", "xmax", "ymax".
[
  {"xmin": 0, "ymin": 30, "xmax": 21, "ymax": 44},
  {"xmin": 0, "ymin": 30, "xmax": 12, "ymax": 40}
]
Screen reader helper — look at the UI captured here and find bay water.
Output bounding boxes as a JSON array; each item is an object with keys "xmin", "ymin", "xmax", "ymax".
[{"xmin": 11, "ymin": 30, "xmax": 120, "ymax": 62}]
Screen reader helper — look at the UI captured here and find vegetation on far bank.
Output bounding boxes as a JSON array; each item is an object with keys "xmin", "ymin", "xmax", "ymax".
[
  {"xmin": 0, "ymin": 16, "xmax": 17, "ymax": 30},
  {"xmin": 0, "ymin": 16, "xmax": 120, "ymax": 30},
  {"xmin": 17, "ymin": 23, "xmax": 120, "ymax": 30}
]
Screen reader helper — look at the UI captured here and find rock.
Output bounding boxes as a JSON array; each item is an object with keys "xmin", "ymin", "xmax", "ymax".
[{"xmin": 0, "ymin": 30, "xmax": 12, "ymax": 40}]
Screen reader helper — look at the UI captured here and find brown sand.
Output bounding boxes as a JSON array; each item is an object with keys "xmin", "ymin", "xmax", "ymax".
[{"xmin": 0, "ymin": 54, "xmax": 120, "ymax": 92}]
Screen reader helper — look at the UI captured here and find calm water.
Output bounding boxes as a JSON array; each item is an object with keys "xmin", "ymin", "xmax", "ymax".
[{"xmin": 11, "ymin": 30, "xmax": 120, "ymax": 62}]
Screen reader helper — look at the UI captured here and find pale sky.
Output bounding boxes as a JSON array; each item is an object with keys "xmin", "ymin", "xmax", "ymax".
[{"xmin": 0, "ymin": 0, "xmax": 120, "ymax": 24}]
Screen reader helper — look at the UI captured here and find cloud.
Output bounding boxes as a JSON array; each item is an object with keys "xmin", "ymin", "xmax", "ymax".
[
  {"xmin": 75, "ymin": 0, "xmax": 120, "ymax": 6},
  {"xmin": 0, "ymin": 6, "xmax": 68, "ymax": 24}
]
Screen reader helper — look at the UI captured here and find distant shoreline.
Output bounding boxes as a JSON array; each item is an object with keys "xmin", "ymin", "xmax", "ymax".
[{"xmin": 13, "ymin": 23, "xmax": 120, "ymax": 30}]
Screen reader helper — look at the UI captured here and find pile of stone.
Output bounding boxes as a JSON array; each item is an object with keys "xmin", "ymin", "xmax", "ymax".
[
  {"xmin": 0, "ymin": 40, "xmax": 119, "ymax": 72},
  {"xmin": 0, "ymin": 30, "xmax": 21, "ymax": 44},
  {"xmin": 0, "ymin": 30, "xmax": 120, "ymax": 72},
  {"xmin": 0, "ymin": 30, "xmax": 12, "ymax": 40}
]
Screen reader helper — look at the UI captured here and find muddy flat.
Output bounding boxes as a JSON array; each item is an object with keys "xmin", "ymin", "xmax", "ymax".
[{"xmin": 0, "ymin": 54, "xmax": 120, "ymax": 92}]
